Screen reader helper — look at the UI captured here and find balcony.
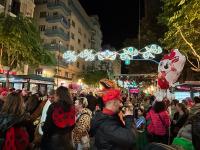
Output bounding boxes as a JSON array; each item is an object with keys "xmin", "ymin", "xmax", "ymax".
[
  {"xmin": 43, "ymin": 43, "xmax": 68, "ymax": 52},
  {"xmin": 47, "ymin": 1, "xmax": 71, "ymax": 16},
  {"xmin": 46, "ymin": 15, "xmax": 70, "ymax": 29},
  {"xmin": 44, "ymin": 28, "xmax": 69, "ymax": 41}
]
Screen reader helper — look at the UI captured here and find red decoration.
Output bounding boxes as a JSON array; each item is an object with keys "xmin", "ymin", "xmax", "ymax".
[{"xmin": 102, "ymin": 89, "xmax": 121, "ymax": 103}]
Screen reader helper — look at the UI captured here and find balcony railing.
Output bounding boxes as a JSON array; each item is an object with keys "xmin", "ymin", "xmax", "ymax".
[
  {"xmin": 46, "ymin": 15, "xmax": 70, "ymax": 29},
  {"xmin": 43, "ymin": 43, "xmax": 68, "ymax": 52},
  {"xmin": 44, "ymin": 28, "xmax": 69, "ymax": 41},
  {"xmin": 47, "ymin": 1, "xmax": 71, "ymax": 16}
]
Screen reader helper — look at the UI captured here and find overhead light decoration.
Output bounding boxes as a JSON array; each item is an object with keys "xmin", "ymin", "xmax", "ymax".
[{"xmin": 62, "ymin": 44, "xmax": 162, "ymax": 62}]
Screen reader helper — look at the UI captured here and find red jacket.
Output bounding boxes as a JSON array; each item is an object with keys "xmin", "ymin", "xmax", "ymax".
[{"xmin": 146, "ymin": 109, "xmax": 170, "ymax": 136}]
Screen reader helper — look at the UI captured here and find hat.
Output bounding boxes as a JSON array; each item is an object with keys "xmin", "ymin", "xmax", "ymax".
[{"xmin": 102, "ymin": 89, "xmax": 121, "ymax": 104}]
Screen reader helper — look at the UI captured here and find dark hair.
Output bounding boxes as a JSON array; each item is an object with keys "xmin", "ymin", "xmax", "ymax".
[
  {"xmin": 1, "ymin": 92, "xmax": 25, "ymax": 116},
  {"xmin": 192, "ymin": 112, "xmax": 200, "ymax": 150},
  {"xmin": 153, "ymin": 101, "xmax": 166, "ymax": 113},
  {"xmin": 193, "ymin": 97, "xmax": 200, "ymax": 104},
  {"xmin": 177, "ymin": 103, "xmax": 188, "ymax": 115},
  {"xmin": 171, "ymin": 99, "xmax": 179, "ymax": 106},
  {"xmin": 56, "ymin": 86, "xmax": 73, "ymax": 109},
  {"xmin": 135, "ymin": 108, "xmax": 144, "ymax": 119},
  {"xmin": 25, "ymin": 94, "xmax": 40, "ymax": 114},
  {"xmin": 77, "ymin": 97, "xmax": 88, "ymax": 108}
]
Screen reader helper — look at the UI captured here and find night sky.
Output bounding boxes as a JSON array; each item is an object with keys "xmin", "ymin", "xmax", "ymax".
[{"xmin": 79, "ymin": 0, "xmax": 144, "ymax": 49}]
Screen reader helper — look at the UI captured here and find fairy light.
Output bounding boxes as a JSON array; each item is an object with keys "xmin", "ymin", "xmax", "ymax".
[{"xmin": 62, "ymin": 44, "xmax": 163, "ymax": 62}]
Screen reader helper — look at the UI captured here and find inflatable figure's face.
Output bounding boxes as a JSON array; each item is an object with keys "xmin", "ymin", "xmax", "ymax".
[{"xmin": 158, "ymin": 49, "xmax": 186, "ymax": 89}]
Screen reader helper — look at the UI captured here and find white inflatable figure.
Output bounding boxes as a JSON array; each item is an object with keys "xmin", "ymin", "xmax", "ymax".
[{"xmin": 156, "ymin": 49, "xmax": 186, "ymax": 101}]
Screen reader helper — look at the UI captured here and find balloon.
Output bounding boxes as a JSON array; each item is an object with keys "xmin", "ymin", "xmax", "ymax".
[{"xmin": 158, "ymin": 49, "xmax": 186, "ymax": 89}]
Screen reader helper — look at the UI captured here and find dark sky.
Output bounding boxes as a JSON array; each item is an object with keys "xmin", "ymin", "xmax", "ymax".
[{"xmin": 79, "ymin": 0, "xmax": 144, "ymax": 49}]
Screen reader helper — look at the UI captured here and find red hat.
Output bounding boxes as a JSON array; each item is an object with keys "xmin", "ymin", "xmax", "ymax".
[{"xmin": 102, "ymin": 89, "xmax": 121, "ymax": 104}]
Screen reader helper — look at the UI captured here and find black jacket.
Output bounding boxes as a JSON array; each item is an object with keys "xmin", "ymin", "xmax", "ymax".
[{"xmin": 90, "ymin": 111, "xmax": 137, "ymax": 150}]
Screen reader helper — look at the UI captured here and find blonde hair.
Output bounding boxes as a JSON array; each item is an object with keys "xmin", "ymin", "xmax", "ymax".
[{"xmin": 78, "ymin": 97, "xmax": 88, "ymax": 108}]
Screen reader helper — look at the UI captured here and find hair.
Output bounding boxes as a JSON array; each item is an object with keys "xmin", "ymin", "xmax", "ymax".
[
  {"xmin": 1, "ymin": 92, "xmax": 25, "ymax": 116},
  {"xmin": 56, "ymin": 86, "xmax": 73, "ymax": 109},
  {"xmin": 177, "ymin": 103, "xmax": 188, "ymax": 115},
  {"xmin": 77, "ymin": 97, "xmax": 88, "ymax": 108},
  {"xmin": 25, "ymin": 94, "xmax": 40, "ymax": 114},
  {"xmin": 171, "ymin": 99, "xmax": 179, "ymax": 106},
  {"xmin": 48, "ymin": 89, "xmax": 55, "ymax": 96},
  {"xmin": 135, "ymin": 108, "xmax": 144, "ymax": 119},
  {"xmin": 193, "ymin": 97, "xmax": 200, "ymax": 104},
  {"xmin": 153, "ymin": 101, "xmax": 166, "ymax": 113}
]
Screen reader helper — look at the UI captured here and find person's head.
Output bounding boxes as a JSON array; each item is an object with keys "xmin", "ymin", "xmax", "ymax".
[
  {"xmin": 103, "ymin": 89, "xmax": 123, "ymax": 114},
  {"xmin": 75, "ymin": 97, "xmax": 88, "ymax": 112},
  {"xmin": 48, "ymin": 89, "xmax": 55, "ymax": 102},
  {"xmin": 171, "ymin": 99, "xmax": 179, "ymax": 107},
  {"xmin": 193, "ymin": 97, "xmax": 200, "ymax": 104},
  {"xmin": 25, "ymin": 94, "xmax": 40, "ymax": 114},
  {"xmin": 153, "ymin": 101, "xmax": 166, "ymax": 113},
  {"xmin": 1, "ymin": 92, "xmax": 25, "ymax": 116},
  {"xmin": 55, "ymin": 86, "xmax": 73, "ymax": 106},
  {"xmin": 176, "ymin": 103, "xmax": 188, "ymax": 114}
]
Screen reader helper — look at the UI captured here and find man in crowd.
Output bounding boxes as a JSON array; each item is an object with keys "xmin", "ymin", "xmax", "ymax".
[{"xmin": 90, "ymin": 89, "xmax": 137, "ymax": 150}]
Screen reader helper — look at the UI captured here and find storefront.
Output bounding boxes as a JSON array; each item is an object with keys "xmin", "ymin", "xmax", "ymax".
[{"xmin": 0, "ymin": 74, "xmax": 54, "ymax": 95}]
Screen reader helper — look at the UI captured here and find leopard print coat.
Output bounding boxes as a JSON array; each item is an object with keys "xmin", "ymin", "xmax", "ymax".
[{"xmin": 72, "ymin": 108, "xmax": 92, "ymax": 144}]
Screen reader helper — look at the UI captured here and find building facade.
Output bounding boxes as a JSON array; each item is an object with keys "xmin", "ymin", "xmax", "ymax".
[
  {"xmin": 0, "ymin": 0, "xmax": 35, "ymax": 17},
  {"xmin": 34, "ymin": 0, "xmax": 102, "ymax": 86}
]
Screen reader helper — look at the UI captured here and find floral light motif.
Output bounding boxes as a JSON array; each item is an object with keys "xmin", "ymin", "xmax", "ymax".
[
  {"xmin": 63, "ymin": 51, "xmax": 77, "ymax": 62},
  {"xmin": 97, "ymin": 50, "xmax": 117, "ymax": 61},
  {"xmin": 79, "ymin": 49, "xmax": 95, "ymax": 61}
]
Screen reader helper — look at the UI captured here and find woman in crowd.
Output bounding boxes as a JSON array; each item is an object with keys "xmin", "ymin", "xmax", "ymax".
[
  {"xmin": 41, "ymin": 86, "xmax": 75, "ymax": 150},
  {"xmin": 0, "ymin": 92, "xmax": 30, "ymax": 150},
  {"xmin": 171, "ymin": 103, "xmax": 189, "ymax": 141},
  {"xmin": 146, "ymin": 101, "xmax": 170, "ymax": 144},
  {"xmin": 72, "ymin": 97, "xmax": 92, "ymax": 150},
  {"xmin": 135, "ymin": 108, "xmax": 146, "ymax": 130}
]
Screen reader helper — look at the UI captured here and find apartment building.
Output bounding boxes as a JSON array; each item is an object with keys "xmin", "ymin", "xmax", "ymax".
[
  {"xmin": 34, "ymin": 0, "xmax": 102, "ymax": 86},
  {"xmin": 0, "ymin": 0, "xmax": 35, "ymax": 17}
]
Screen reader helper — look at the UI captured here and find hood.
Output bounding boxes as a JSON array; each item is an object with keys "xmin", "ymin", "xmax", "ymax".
[
  {"xmin": 52, "ymin": 105, "xmax": 75, "ymax": 128},
  {"xmin": 0, "ymin": 114, "xmax": 20, "ymax": 132},
  {"xmin": 90, "ymin": 111, "xmax": 115, "ymax": 136}
]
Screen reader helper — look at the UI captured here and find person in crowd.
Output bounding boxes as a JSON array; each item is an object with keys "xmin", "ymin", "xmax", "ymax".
[
  {"xmin": 41, "ymin": 86, "xmax": 75, "ymax": 150},
  {"xmin": 72, "ymin": 97, "xmax": 92, "ymax": 150},
  {"xmin": 0, "ymin": 90, "xmax": 8, "ymax": 111},
  {"xmin": 171, "ymin": 103, "xmax": 189, "ymax": 141},
  {"xmin": 135, "ymin": 108, "xmax": 146, "ymax": 130},
  {"xmin": 0, "ymin": 92, "xmax": 30, "ymax": 150},
  {"xmin": 170, "ymin": 99, "xmax": 179, "ymax": 119},
  {"xmin": 86, "ymin": 92, "xmax": 97, "ymax": 112},
  {"xmin": 146, "ymin": 101, "xmax": 170, "ymax": 144},
  {"xmin": 189, "ymin": 97, "xmax": 200, "ymax": 118},
  {"xmin": 90, "ymin": 89, "xmax": 137, "ymax": 150}
]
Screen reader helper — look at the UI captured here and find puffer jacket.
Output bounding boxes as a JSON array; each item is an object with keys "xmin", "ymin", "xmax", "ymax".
[
  {"xmin": 72, "ymin": 108, "xmax": 92, "ymax": 144},
  {"xmin": 90, "ymin": 111, "xmax": 137, "ymax": 150}
]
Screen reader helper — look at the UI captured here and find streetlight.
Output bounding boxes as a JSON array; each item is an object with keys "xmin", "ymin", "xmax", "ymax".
[{"xmin": 57, "ymin": 41, "xmax": 62, "ymax": 87}]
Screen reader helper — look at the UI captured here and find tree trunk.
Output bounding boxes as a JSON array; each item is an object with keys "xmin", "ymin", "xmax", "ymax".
[{"xmin": 6, "ymin": 70, "xmax": 10, "ymax": 89}]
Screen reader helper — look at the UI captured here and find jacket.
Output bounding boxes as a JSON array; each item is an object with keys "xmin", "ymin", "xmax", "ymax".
[
  {"xmin": 41, "ymin": 102, "xmax": 75, "ymax": 150},
  {"xmin": 0, "ymin": 114, "xmax": 30, "ymax": 150},
  {"xmin": 146, "ymin": 109, "xmax": 170, "ymax": 136},
  {"xmin": 90, "ymin": 111, "xmax": 137, "ymax": 150},
  {"xmin": 72, "ymin": 108, "xmax": 92, "ymax": 144}
]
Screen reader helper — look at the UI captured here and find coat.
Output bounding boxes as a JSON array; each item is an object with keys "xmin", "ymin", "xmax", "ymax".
[{"xmin": 90, "ymin": 111, "xmax": 137, "ymax": 150}]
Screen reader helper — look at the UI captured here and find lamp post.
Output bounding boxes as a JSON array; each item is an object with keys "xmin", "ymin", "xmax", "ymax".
[{"xmin": 57, "ymin": 41, "xmax": 62, "ymax": 87}]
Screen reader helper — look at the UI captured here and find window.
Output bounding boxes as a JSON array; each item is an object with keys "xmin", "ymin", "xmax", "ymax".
[
  {"xmin": 78, "ymin": 27, "xmax": 82, "ymax": 35},
  {"xmin": 70, "ymin": 45, "xmax": 74, "ymax": 50},
  {"xmin": 78, "ymin": 39, "xmax": 81, "ymax": 44},
  {"xmin": 65, "ymin": 72, "xmax": 68, "ymax": 77},
  {"xmin": 53, "ymin": 12, "xmax": 58, "ymax": 16},
  {"xmin": 71, "ymin": 33, "xmax": 75, "ymax": 39},
  {"xmin": 82, "ymin": 64, "xmax": 85, "ymax": 70},
  {"xmin": 66, "ymin": 44, "xmax": 69, "ymax": 49},
  {"xmin": 83, "ymin": 44, "xmax": 86, "ymax": 49},
  {"xmin": 40, "ymin": 11, "xmax": 46, "ymax": 18},
  {"xmin": 77, "ymin": 61, "xmax": 80, "ymax": 68},
  {"xmin": 52, "ymin": 26, "xmax": 57, "ymax": 30},
  {"xmin": 39, "ymin": 25, "xmax": 45, "ymax": 31},
  {"xmin": 51, "ymin": 39, "xmax": 56, "ymax": 44},
  {"xmin": 71, "ymin": 20, "xmax": 75, "ymax": 27}
]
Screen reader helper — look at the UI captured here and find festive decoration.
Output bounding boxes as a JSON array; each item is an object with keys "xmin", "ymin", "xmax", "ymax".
[
  {"xmin": 62, "ymin": 44, "xmax": 162, "ymax": 62},
  {"xmin": 156, "ymin": 49, "xmax": 186, "ymax": 101}
]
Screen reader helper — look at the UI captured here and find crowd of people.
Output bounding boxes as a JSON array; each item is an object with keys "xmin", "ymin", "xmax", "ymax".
[{"xmin": 0, "ymin": 85, "xmax": 200, "ymax": 150}]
